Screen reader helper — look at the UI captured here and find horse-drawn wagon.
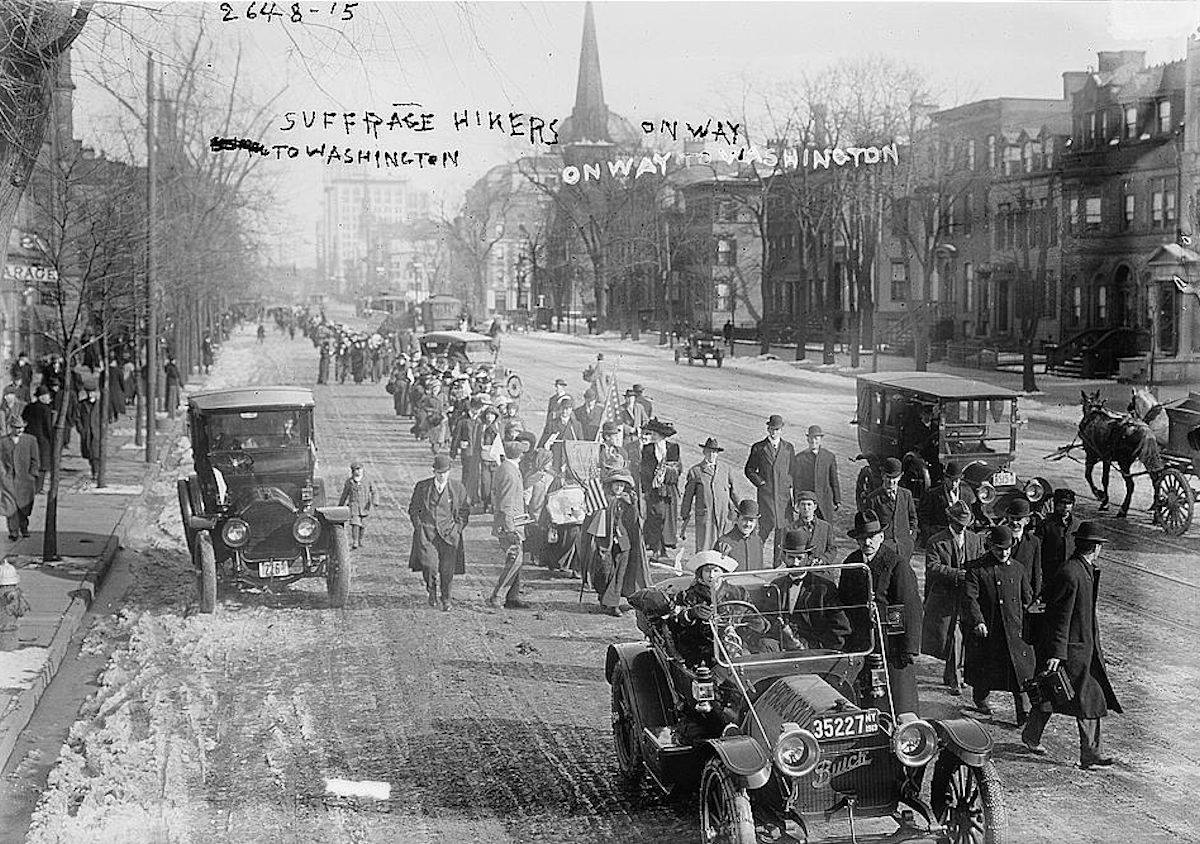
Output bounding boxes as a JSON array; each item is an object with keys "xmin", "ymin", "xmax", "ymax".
[{"xmin": 1126, "ymin": 388, "xmax": 1200, "ymax": 536}]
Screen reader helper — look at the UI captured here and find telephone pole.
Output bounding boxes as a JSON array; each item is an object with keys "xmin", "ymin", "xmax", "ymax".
[{"xmin": 144, "ymin": 52, "xmax": 157, "ymax": 463}]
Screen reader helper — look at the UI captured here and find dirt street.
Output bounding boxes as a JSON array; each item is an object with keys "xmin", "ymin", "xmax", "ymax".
[{"xmin": 18, "ymin": 325, "xmax": 1200, "ymax": 843}]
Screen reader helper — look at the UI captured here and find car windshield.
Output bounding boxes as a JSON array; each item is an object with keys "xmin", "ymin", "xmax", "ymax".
[
  {"xmin": 937, "ymin": 398, "xmax": 1014, "ymax": 457},
  {"xmin": 204, "ymin": 409, "xmax": 311, "ymax": 452},
  {"xmin": 705, "ymin": 563, "xmax": 877, "ymax": 669}
]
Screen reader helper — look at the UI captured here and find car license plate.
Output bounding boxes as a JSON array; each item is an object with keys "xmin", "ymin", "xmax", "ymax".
[
  {"xmin": 992, "ymin": 470, "xmax": 1016, "ymax": 487},
  {"xmin": 259, "ymin": 560, "xmax": 291, "ymax": 578},
  {"xmin": 810, "ymin": 710, "xmax": 879, "ymax": 741}
]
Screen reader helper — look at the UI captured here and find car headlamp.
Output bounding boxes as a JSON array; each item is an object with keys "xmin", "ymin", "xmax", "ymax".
[
  {"xmin": 292, "ymin": 514, "xmax": 321, "ymax": 544},
  {"xmin": 221, "ymin": 518, "xmax": 249, "ymax": 548},
  {"xmin": 1025, "ymin": 478, "xmax": 1048, "ymax": 504},
  {"xmin": 976, "ymin": 481, "xmax": 997, "ymax": 504},
  {"xmin": 774, "ymin": 725, "xmax": 821, "ymax": 778},
  {"xmin": 892, "ymin": 719, "xmax": 938, "ymax": 768}
]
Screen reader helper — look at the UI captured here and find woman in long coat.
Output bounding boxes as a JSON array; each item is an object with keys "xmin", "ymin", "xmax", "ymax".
[
  {"xmin": 584, "ymin": 469, "xmax": 651, "ymax": 616},
  {"xmin": 640, "ymin": 418, "xmax": 681, "ymax": 559},
  {"xmin": 963, "ymin": 525, "xmax": 1035, "ymax": 721}
]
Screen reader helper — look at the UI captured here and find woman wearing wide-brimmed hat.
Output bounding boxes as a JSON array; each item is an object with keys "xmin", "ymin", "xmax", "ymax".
[
  {"xmin": 583, "ymin": 468, "xmax": 651, "ymax": 616},
  {"xmin": 640, "ymin": 418, "xmax": 682, "ymax": 560}
]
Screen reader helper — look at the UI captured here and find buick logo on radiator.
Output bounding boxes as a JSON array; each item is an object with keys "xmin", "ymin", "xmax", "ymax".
[{"xmin": 811, "ymin": 750, "xmax": 871, "ymax": 788}]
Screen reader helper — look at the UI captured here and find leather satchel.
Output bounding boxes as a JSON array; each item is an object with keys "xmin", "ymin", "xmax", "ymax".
[{"xmin": 1023, "ymin": 666, "xmax": 1075, "ymax": 708}]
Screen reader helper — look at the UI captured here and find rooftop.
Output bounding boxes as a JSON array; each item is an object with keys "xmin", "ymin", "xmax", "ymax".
[
  {"xmin": 188, "ymin": 386, "xmax": 315, "ymax": 412},
  {"xmin": 857, "ymin": 371, "xmax": 1020, "ymax": 400}
]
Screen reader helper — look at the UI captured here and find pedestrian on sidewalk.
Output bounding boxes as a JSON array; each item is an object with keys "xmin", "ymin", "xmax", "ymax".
[
  {"xmin": 0, "ymin": 561, "xmax": 30, "ymax": 650},
  {"xmin": 164, "ymin": 357, "xmax": 182, "ymax": 418},
  {"xmin": 22, "ymin": 387, "xmax": 53, "ymax": 494},
  {"xmin": 338, "ymin": 462, "xmax": 377, "ymax": 549},
  {"xmin": 408, "ymin": 454, "xmax": 469, "ymax": 611},
  {"xmin": 487, "ymin": 440, "xmax": 531, "ymax": 610},
  {"xmin": 0, "ymin": 420, "xmax": 39, "ymax": 539}
]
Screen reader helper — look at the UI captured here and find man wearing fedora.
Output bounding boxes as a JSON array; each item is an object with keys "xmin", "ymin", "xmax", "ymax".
[
  {"xmin": 865, "ymin": 457, "xmax": 918, "ymax": 565},
  {"xmin": 576, "ymin": 391, "xmax": 605, "ymax": 441},
  {"xmin": 1036, "ymin": 488, "xmax": 1076, "ymax": 587},
  {"xmin": 715, "ymin": 499, "xmax": 765, "ymax": 571},
  {"xmin": 963, "ymin": 524, "xmax": 1035, "ymax": 724},
  {"xmin": 745, "ymin": 415, "xmax": 795, "ymax": 567},
  {"xmin": 786, "ymin": 490, "xmax": 837, "ymax": 569},
  {"xmin": 539, "ymin": 396, "xmax": 583, "ymax": 473},
  {"xmin": 584, "ymin": 468, "xmax": 651, "ymax": 616},
  {"xmin": 680, "ymin": 437, "xmax": 739, "ymax": 553},
  {"xmin": 921, "ymin": 500, "xmax": 984, "ymax": 695},
  {"xmin": 487, "ymin": 441, "xmax": 533, "ymax": 611},
  {"xmin": 791, "ymin": 424, "xmax": 841, "ymax": 525},
  {"xmin": 918, "ymin": 461, "xmax": 976, "ymax": 543},
  {"xmin": 544, "ymin": 377, "xmax": 571, "ymax": 429},
  {"xmin": 407, "ymin": 454, "xmax": 470, "ymax": 611},
  {"xmin": 777, "ymin": 530, "xmax": 851, "ymax": 650},
  {"xmin": 1006, "ymin": 496, "xmax": 1044, "ymax": 604},
  {"xmin": 641, "ymin": 418, "xmax": 682, "ymax": 560},
  {"xmin": 1021, "ymin": 522, "xmax": 1121, "ymax": 768},
  {"xmin": 631, "ymin": 383, "xmax": 653, "ymax": 419},
  {"xmin": 839, "ymin": 509, "xmax": 923, "ymax": 716}
]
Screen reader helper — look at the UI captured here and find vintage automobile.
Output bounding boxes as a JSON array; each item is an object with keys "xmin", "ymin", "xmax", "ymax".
[
  {"xmin": 852, "ymin": 372, "xmax": 1049, "ymax": 521},
  {"xmin": 675, "ymin": 332, "xmax": 725, "ymax": 367},
  {"xmin": 418, "ymin": 330, "xmax": 523, "ymax": 398},
  {"xmin": 607, "ymin": 561, "xmax": 1005, "ymax": 843},
  {"xmin": 178, "ymin": 387, "xmax": 352, "ymax": 613}
]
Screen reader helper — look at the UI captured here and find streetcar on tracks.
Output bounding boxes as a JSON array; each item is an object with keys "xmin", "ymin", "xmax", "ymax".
[
  {"xmin": 851, "ymin": 372, "xmax": 1049, "ymax": 519},
  {"xmin": 606, "ymin": 558, "xmax": 1005, "ymax": 843},
  {"xmin": 178, "ymin": 386, "xmax": 352, "ymax": 613}
]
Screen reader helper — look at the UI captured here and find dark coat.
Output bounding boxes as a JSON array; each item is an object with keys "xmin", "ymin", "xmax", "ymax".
[
  {"xmin": 783, "ymin": 517, "xmax": 837, "ymax": 566},
  {"xmin": 744, "ymin": 437, "xmax": 794, "ymax": 536},
  {"xmin": 839, "ymin": 544, "xmax": 923, "ymax": 715},
  {"xmin": 1036, "ymin": 513, "xmax": 1073, "ymax": 588},
  {"xmin": 921, "ymin": 527, "xmax": 985, "ymax": 657},
  {"xmin": 1043, "ymin": 554, "xmax": 1122, "ymax": 718},
  {"xmin": 21, "ymin": 401, "xmax": 53, "ymax": 472},
  {"xmin": 1012, "ymin": 531, "xmax": 1043, "ymax": 600},
  {"xmin": 790, "ymin": 447, "xmax": 841, "ymax": 523},
  {"xmin": 407, "ymin": 477, "xmax": 469, "ymax": 574},
  {"xmin": 714, "ymin": 526, "xmax": 765, "ymax": 572},
  {"xmin": 641, "ymin": 441, "xmax": 682, "ymax": 547},
  {"xmin": 865, "ymin": 485, "xmax": 918, "ymax": 564},
  {"xmin": 778, "ymin": 570, "xmax": 852, "ymax": 650},
  {"xmin": 0, "ymin": 433, "xmax": 39, "ymax": 512},
  {"xmin": 584, "ymin": 495, "xmax": 651, "ymax": 607},
  {"xmin": 338, "ymin": 477, "xmax": 376, "ymax": 523},
  {"xmin": 918, "ymin": 483, "xmax": 978, "ymax": 538},
  {"xmin": 963, "ymin": 553, "xmax": 1035, "ymax": 692}
]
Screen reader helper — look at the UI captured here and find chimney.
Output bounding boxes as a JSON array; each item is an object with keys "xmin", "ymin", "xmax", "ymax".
[
  {"xmin": 1096, "ymin": 50, "xmax": 1145, "ymax": 74},
  {"xmin": 1062, "ymin": 71, "xmax": 1090, "ymax": 102}
]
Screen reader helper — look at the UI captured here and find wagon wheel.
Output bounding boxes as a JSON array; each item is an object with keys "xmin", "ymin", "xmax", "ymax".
[
  {"xmin": 699, "ymin": 757, "xmax": 756, "ymax": 844},
  {"xmin": 931, "ymin": 755, "xmax": 1006, "ymax": 844},
  {"xmin": 505, "ymin": 373, "xmax": 523, "ymax": 398},
  {"xmin": 1155, "ymin": 468, "xmax": 1194, "ymax": 536}
]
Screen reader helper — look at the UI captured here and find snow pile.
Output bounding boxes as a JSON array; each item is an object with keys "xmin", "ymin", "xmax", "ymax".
[{"xmin": 0, "ymin": 645, "xmax": 49, "ymax": 693}]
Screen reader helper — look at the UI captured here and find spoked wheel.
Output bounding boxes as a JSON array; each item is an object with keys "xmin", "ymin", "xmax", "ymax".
[
  {"xmin": 699, "ymin": 757, "xmax": 755, "ymax": 844},
  {"xmin": 931, "ymin": 756, "xmax": 1006, "ymax": 844},
  {"xmin": 505, "ymin": 374, "xmax": 523, "ymax": 398},
  {"xmin": 610, "ymin": 665, "xmax": 645, "ymax": 790},
  {"xmin": 1155, "ymin": 468, "xmax": 1194, "ymax": 536},
  {"xmin": 195, "ymin": 530, "xmax": 217, "ymax": 614},
  {"xmin": 326, "ymin": 523, "xmax": 352, "ymax": 608}
]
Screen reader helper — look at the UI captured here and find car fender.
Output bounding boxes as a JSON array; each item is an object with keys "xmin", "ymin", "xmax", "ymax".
[
  {"xmin": 703, "ymin": 736, "xmax": 771, "ymax": 790},
  {"xmin": 316, "ymin": 505, "xmax": 351, "ymax": 525},
  {"xmin": 931, "ymin": 717, "xmax": 993, "ymax": 768},
  {"xmin": 187, "ymin": 515, "xmax": 216, "ymax": 531},
  {"xmin": 604, "ymin": 643, "xmax": 673, "ymax": 733}
]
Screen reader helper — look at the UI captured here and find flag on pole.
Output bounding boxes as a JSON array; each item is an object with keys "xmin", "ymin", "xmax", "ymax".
[{"xmin": 583, "ymin": 475, "xmax": 609, "ymax": 515}]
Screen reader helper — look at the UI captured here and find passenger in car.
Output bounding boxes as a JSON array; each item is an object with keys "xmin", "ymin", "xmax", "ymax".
[{"xmin": 776, "ymin": 530, "xmax": 851, "ymax": 651}]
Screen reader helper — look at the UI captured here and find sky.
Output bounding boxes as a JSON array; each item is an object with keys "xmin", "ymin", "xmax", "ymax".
[{"xmin": 69, "ymin": 0, "xmax": 1200, "ymax": 267}]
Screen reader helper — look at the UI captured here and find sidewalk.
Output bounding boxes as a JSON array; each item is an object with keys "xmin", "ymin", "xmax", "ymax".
[{"xmin": 0, "ymin": 406, "xmax": 178, "ymax": 771}]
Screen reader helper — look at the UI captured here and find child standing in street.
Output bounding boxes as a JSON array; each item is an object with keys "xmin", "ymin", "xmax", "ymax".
[{"xmin": 339, "ymin": 461, "xmax": 377, "ymax": 549}]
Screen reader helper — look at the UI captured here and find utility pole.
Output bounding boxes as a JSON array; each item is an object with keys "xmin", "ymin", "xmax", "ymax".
[{"xmin": 144, "ymin": 52, "xmax": 157, "ymax": 463}]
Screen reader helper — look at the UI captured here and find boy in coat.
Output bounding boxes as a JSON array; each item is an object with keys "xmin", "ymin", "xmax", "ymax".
[
  {"xmin": 921, "ymin": 501, "xmax": 984, "ymax": 695},
  {"xmin": 744, "ymin": 415, "xmax": 795, "ymax": 566},
  {"xmin": 1021, "ymin": 522, "xmax": 1122, "ymax": 768},
  {"xmin": 790, "ymin": 425, "xmax": 841, "ymax": 524},
  {"xmin": 407, "ymin": 454, "xmax": 470, "ymax": 611},
  {"xmin": 680, "ymin": 437, "xmax": 739, "ymax": 553},
  {"xmin": 338, "ymin": 462, "xmax": 377, "ymax": 549}
]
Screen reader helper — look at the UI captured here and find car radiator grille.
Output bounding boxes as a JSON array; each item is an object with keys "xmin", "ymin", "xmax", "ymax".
[
  {"xmin": 792, "ymin": 735, "xmax": 898, "ymax": 815},
  {"xmin": 240, "ymin": 499, "xmax": 297, "ymax": 562}
]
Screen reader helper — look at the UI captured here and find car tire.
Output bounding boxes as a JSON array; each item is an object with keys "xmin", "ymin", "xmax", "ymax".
[
  {"xmin": 931, "ymin": 755, "xmax": 1006, "ymax": 844},
  {"xmin": 195, "ymin": 530, "xmax": 217, "ymax": 614},
  {"xmin": 610, "ymin": 664, "xmax": 646, "ymax": 790},
  {"xmin": 326, "ymin": 523, "xmax": 351, "ymax": 609},
  {"xmin": 698, "ymin": 756, "xmax": 756, "ymax": 844},
  {"xmin": 178, "ymin": 478, "xmax": 195, "ymax": 558}
]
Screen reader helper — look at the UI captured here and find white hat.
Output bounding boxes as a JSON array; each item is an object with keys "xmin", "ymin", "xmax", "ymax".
[
  {"xmin": 683, "ymin": 549, "xmax": 738, "ymax": 575},
  {"xmin": 0, "ymin": 561, "xmax": 18, "ymax": 586}
]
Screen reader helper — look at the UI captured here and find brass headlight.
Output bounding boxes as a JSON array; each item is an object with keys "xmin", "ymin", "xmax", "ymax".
[
  {"xmin": 221, "ymin": 518, "xmax": 249, "ymax": 548},
  {"xmin": 292, "ymin": 514, "xmax": 321, "ymax": 544},
  {"xmin": 774, "ymin": 726, "xmax": 821, "ymax": 778},
  {"xmin": 976, "ymin": 481, "xmax": 997, "ymax": 504},
  {"xmin": 892, "ymin": 719, "xmax": 938, "ymax": 767}
]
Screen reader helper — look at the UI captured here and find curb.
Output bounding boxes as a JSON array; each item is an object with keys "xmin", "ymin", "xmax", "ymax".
[{"xmin": 0, "ymin": 534, "xmax": 120, "ymax": 772}]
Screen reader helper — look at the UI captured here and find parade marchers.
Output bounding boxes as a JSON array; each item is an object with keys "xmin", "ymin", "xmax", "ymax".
[{"xmin": 359, "ymin": 330, "xmax": 1122, "ymax": 772}]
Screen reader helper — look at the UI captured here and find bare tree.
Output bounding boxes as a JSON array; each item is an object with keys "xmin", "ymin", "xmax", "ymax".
[{"xmin": 440, "ymin": 174, "xmax": 514, "ymax": 314}]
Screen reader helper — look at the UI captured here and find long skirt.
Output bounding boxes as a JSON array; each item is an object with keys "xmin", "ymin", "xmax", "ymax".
[{"xmin": 643, "ymin": 489, "xmax": 679, "ymax": 556}]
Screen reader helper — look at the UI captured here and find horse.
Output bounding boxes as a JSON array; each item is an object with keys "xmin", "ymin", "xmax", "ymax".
[
  {"xmin": 1079, "ymin": 389, "xmax": 1164, "ymax": 519},
  {"xmin": 1128, "ymin": 385, "xmax": 1170, "ymax": 447}
]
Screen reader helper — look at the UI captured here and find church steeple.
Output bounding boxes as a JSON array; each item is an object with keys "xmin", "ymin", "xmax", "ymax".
[{"xmin": 565, "ymin": 1, "xmax": 611, "ymax": 144}]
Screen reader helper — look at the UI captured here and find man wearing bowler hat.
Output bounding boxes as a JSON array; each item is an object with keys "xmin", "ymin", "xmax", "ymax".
[
  {"xmin": 1006, "ymin": 496, "xmax": 1044, "ymax": 603},
  {"xmin": 545, "ymin": 378, "xmax": 571, "ymax": 429},
  {"xmin": 865, "ymin": 457, "xmax": 918, "ymax": 565},
  {"xmin": 919, "ymin": 460, "xmax": 977, "ymax": 542},
  {"xmin": 787, "ymin": 490, "xmax": 837, "ymax": 568},
  {"xmin": 838, "ymin": 509, "xmax": 923, "ymax": 717},
  {"xmin": 963, "ymin": 524, "xmax": 1035, "ymax": 724},
  {"xmin": 745, "ymin": 415, "xmax": 795, "ymax": 566},
  {"xmin": 1021, "ymin": 522, "xmax": 1122, "ymax": 768},
  {"xmin": 407, "ymin": 454, "xmax": 470, "ymax": 611},
  {"xmin": 681, "ymin": 437, "xmax": 739, "ymax": 553},
  {"xmin": 791, "ymin": 424, "xmax": 841, "ymax": 524},
  {"xmin": 715, "ymin": 499, "xmax": 765, "ymax": 571},
  {"xmin": 921, "ymin": 500, "xmax": 984, "ymax": 695}
]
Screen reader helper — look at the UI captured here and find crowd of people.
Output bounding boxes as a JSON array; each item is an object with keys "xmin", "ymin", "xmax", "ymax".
[{"xmin": 394, "ymin": 354, "xmax": 1120, "ymax": 771}]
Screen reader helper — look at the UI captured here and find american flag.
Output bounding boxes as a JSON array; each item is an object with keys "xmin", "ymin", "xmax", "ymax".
[{"xmin": 583, "ymin": 476, "xmax": 609, "ymax": 515}]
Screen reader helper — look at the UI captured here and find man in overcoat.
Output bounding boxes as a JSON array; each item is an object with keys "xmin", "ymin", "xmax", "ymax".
[
  {"xmin": 451, "ymin": 396, "xmax": 485, "ymax": 509},
  {"xmin": 1021, "ymin": 522, "xmax": 1122, "ymax": 768},
  {"xmin": 963, "ymin": 525, "xmax": 1035, "ymax": 724},
  {"xmin": 744, "ymin": 415, "xmax": 794, "ymax": 566},
  {"xmin": 640, "ymin": 418, "xmax": 681, "ymax": 559},
  {"xmin": 407, "ymin": 454, "xmax": 470, "ymax": 611},
  {"xmin": 921, "ymin": 501, "xmax": 984, "ymax": 695},
  {"xmin": 838, "ymin": 509, "xmax": 923, "ymax": 717},
  {"xmin": 918, "ymin": 461, "xmax": 976, "ymax": 542},
  {"xmin": 785, "ymin": 491, "xmax": 837, "ymax": 568},
  {"xmin": 544, "ymin": 378, "xmax": 571, "ymax": 429},
  {"xmin": 714, "ymin": 499, "xmax": 764, "ymax": 572},
  {"xmin": 1005, "ymin": 497, "xmax": 1043, "ymax": 601},
  {"xmin": 865, "ymin": 457, "xmax": 918, "ymax": 565},
  {"xmin": 0, "ymin": 419, "xmax": 39, "ymax": 539},
  {"xmin": 585, "ymin": 468, "xmax": 651, "ymax": 617},
  {"xmin": 486, "ymin": 441, "xmax": 532, "ymax": 611},
  {"xmin": 1036, "ymin": 488, "xmax": 1075, "ymax": 587},
  {"xmin": 791, "ymin": 425, "xmax": 841, "ymax": 524},
  {"xmin": 680, "ymin": 437, "xmax": 739, "ymax": 553}
]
